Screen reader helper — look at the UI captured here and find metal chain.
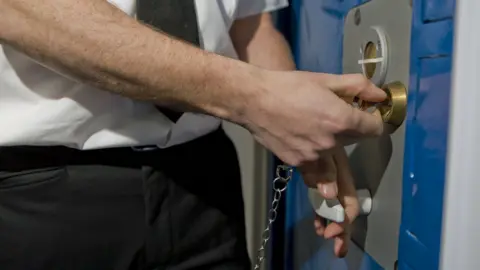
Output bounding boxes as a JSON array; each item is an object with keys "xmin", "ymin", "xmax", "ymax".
[{"xmin": 253, "ymin": 165, "xmax": 293, "ymax": 270}]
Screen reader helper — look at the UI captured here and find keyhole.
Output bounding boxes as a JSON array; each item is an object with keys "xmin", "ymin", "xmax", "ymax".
[{"xmin": 363, "ymin": 41, "xmax": 377, "ymax": 79}]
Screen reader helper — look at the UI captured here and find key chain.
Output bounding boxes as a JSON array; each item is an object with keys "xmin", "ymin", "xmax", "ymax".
[{"xmin": 253, "ymin": 165, "xmax": 293, "ymax": 270}]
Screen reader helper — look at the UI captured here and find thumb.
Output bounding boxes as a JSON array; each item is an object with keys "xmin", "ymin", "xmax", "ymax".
[{"xmin": 322, "ymin": 73, "xmax": 387, "ymax": 102}]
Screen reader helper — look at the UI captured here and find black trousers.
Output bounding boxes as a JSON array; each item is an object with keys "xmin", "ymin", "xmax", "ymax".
[{"xmin": 0, "ymin": 128, "xmax": 250, "ymax": 270}]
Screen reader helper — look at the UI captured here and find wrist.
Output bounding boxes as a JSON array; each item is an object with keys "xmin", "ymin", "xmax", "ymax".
[{"xmin": 202, "ymin": 57, "xmax": 268, "ymax": 125}]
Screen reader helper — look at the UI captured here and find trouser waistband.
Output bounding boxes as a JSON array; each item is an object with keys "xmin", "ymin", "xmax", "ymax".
[{"xmin": 0, "ymin": 128, "xmax": 228, "ymax": 171}]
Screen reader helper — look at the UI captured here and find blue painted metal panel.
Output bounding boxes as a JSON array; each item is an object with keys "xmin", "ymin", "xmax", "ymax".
[
  {"xmin": 423, "ymin": 0, "xmax": 455, "ymax": 22},
  {"xmin": 413, "ymin": 20, "xmax": 454, "ymax": 58},
  {"xmin": 400, "ymin": 57, "xmax": 452, "ymax": 270},
  {"xmin": 399, "ymin": 262, "xmax": 415, "ymax": 270},
  {"xmin": 399, "ymin": 0, "xmax": 455, "ymax": 269}
]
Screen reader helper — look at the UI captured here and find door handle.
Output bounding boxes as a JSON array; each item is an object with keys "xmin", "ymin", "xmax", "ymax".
[{"xmin": 308, "ymin": 188, "xmax": 372, "ymax": 223}]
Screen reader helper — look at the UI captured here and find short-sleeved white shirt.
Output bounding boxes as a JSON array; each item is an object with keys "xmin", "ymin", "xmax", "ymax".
[{"xmin": 0, "ymin": 0, "xmax": 288, "ymax": 149}]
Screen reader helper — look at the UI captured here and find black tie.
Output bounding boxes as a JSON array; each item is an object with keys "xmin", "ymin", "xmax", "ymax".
[{"xmin": 136, "ymin": 0, "xmax": 200, "ymax": 122}]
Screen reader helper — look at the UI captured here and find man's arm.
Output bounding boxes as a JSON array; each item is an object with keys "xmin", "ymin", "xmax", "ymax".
[
  {"xmin": 0, "ymin": 0, "xmax": 258, "ymax": 120},
  {"xmin": 0, "ymin": 0, "xmax": 386, "ymax": 167},
  {"xmin": 230, "ymin": 13, "xmax": 295, "ymax": 71}
]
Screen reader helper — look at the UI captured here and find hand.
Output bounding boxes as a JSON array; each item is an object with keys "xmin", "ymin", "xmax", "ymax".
[
  {"xmin": 243, "ymin": 71, "xmax": 386, "ymax": 166},
  {"xmin": 300, "ymin": 147, "xmax": 359, "ymax": 257}
]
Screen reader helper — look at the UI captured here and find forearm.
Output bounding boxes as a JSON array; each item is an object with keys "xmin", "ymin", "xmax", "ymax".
[
  {"xmin": 0, "ymin": 0, "xmax": 259, "ymax": 120},
  {"xmin": 231, "ymin": 15, "xmax": 295, "ymax": 71},
  {"xmin": 242, "ymin": 30, "xmax": 295, "ymax": 70}
]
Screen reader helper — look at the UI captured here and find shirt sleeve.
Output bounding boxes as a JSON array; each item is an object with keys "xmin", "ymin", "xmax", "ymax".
[{"xmin": 235, "ymin": 0, "xmax": 289, "ymax": 19}]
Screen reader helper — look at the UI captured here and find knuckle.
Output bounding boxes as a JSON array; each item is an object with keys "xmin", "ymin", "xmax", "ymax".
[
  {"xmin": 349, "ymin": 74, "xmax": 371, "ymax": 92},
  {"xmin": 284, "ymin": 154, "xmax": 301, "ymax": 167},
  {"xmin": 360, "ymin": 76, "xmax": 372, "ymax": 88},
  {"xmin": 349, "ymin": 201, "xmax": 361, "ymax": 219},
  {"xmin": 293, "ymin": 150, "xmax": 319, "ymax": 166},
  {"xmin": 318, "ymin": 136, "xmax": 336, "ymax": 150},
  {"xmin": 345, "ymin": 206, "xmax": 360, "ymax": 224},
  {"xmin": 348, "ymin": 73, "xmax": 367, "ymax": 83},
  {"xmin": 338, "ymin": 114, "xmax": 352, "ymax": 131},
  {"xmin": 302, "ymin": 150, "xmax": 319, "ymax": 163},
  {"xmin": 330, "ymin": 112, "xmax": 353, "ymax": 133},
  {"xmin": 350, "ymin": 73, "xmax": 366, "ymax": 81}
]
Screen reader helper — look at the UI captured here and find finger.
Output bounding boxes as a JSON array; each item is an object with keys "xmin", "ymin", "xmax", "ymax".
[
  {"xmin": 334, "ymin": 234, "xmax": 348, "ymax": 258},
  {"xmin": 316, "ymin": 156, "xmax": 338, "ymax": 199},
  {"xmin": 307, "ymin": 72, "xmax": 386, "ymax": 137},
  {"xmin": 331, "ymin": 148, "xmax": 360, "ymax": 257},
  {"xmin": 334, "ymin": 148, "xmax": 359, "ymax": 226},
  {"xmin": 314, "ymin": 214, "xmax": 325, "ymax": 236},
  {"xmin": 323, "ymin": 73, "xmax": 387, "ymax": 102},
  {"xmin": 344, "ymin": 105, "xmax": 384, "ymax": 137},
  {"xmin": 338, "ymin": 110, "xmax": 384, "ymax": 143},
  {"xmin": 299, "ymin": 157, "xmax": 338, "ymax": 199},
  {"xmin": 324, "ymin": 222, "xmax": 344, "ymax": 239}
]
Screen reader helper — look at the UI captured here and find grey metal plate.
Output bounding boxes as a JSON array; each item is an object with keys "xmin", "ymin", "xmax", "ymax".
[{"xmin": 343, "ymin": 0, "xmax": 412, "ymax": 268}]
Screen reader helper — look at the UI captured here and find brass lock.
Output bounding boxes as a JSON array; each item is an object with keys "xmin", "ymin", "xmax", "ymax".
[
  {"xmin": 354, "ymin": 81, "xmax": 407, "ymax": 131},
  {"xmin": 379, "ymin": 81, "xmax": 407, "ymax": 127}
]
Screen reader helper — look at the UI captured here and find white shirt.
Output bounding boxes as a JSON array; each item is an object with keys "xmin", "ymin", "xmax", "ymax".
[{"xmin": 0, "ymin": 0, "xmax": 288, "ymax": 149}]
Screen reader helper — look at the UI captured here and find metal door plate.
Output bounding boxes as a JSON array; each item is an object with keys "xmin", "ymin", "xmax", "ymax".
[{"xmin": 343, "ymin": 0, "xmax": 412, "ymax": 268}]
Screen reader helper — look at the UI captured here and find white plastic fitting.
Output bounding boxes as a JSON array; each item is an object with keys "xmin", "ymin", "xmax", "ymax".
[{"xmin": 308, "ymin": 188, "xmax": 373, "ymax": 223}]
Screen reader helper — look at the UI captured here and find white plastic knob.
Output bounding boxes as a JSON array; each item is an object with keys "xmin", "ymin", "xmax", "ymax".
[{"xmin": 308, "ymin": 188, "xmax": 372, "ymax": 223}]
